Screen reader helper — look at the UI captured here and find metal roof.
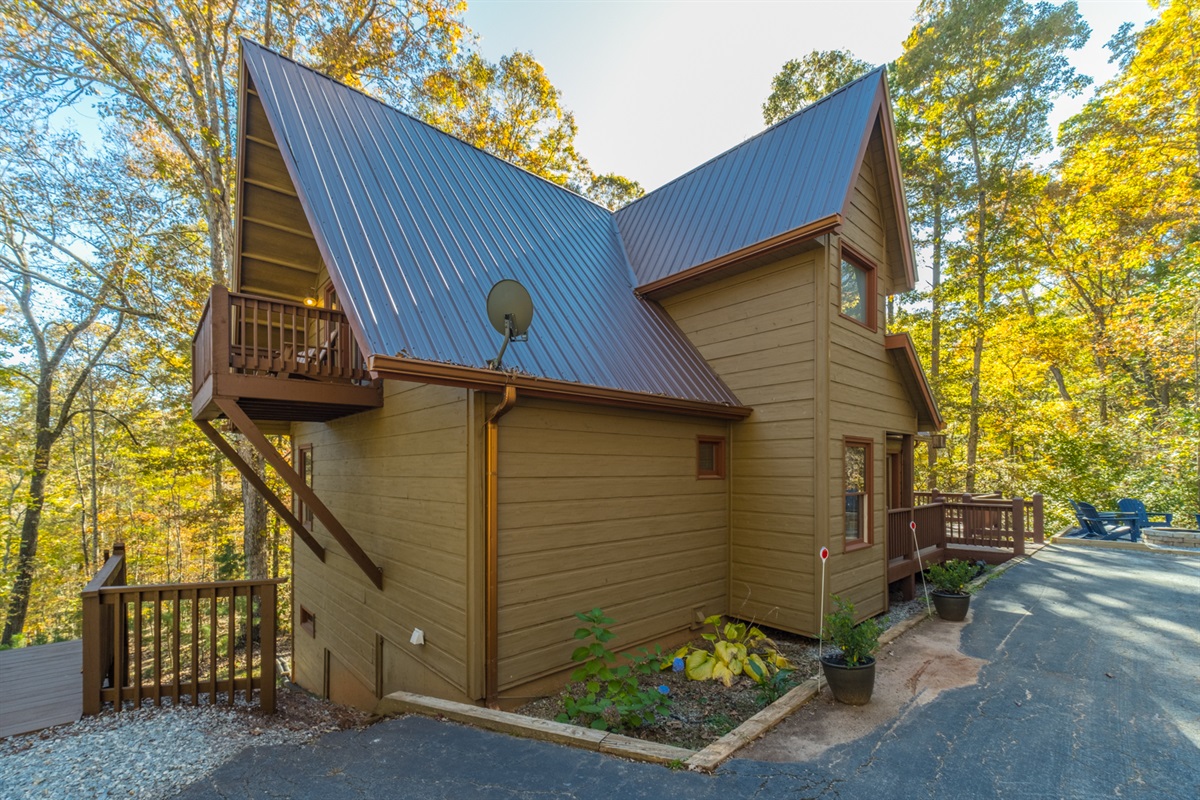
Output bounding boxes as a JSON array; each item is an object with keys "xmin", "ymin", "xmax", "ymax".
[
  {"xmin": 242, "ymin": 41, "xmax": 741, "ymax": 408},
  {"xmin": 615, "ymin": 70, "xmax": 886, "ymax": 288}
]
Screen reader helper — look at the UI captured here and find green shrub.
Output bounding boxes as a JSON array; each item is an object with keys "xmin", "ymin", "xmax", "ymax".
[
  {"xmin": 556, "ymin": 609, "xmax": 671, "ymax": 731},
  {"xmin": 927, "ymin": 559, "xmax": 975, "ymax": 594},
  {"xmin": 821, "ymin": 596, "xmax": 880, "ymax": 667}
]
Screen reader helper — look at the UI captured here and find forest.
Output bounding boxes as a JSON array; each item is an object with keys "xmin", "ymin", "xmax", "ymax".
[{"xmin": 1, "ymin": 0, "xmax": 1195, "ymax": 647}]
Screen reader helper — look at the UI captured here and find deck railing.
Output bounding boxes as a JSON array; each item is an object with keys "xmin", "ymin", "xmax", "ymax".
[
  {"xmin": 915, "ymin": 491, "xmax": 1044, "ymax": 544},
  {"xmin": 192, "ymin": 284, "xmax": 368, "ymax": 393},
  {"xmin": 82, "ymin": 543, "xmax": 286, "ymax": 715}
]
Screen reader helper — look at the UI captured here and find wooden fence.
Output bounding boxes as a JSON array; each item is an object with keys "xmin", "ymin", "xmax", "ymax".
[{"xmin": 82, "ymin": 543, "xmax": 286, "ymax": 715}]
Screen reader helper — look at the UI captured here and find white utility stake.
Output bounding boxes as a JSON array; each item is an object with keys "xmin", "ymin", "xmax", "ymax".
[
  {"xmin": 911, "ymin": 521, "xmax": 932, "ymax": 617},
  {"xmin": 817, "ymin": 545, "xmax": 829, "ymax": 692}
]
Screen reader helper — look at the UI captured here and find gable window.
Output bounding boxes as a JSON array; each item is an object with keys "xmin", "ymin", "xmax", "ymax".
[
  {"xmin": 296, "ymin": 444, "xmax": 313, "ymax": 530},
  {"xmin": 839, "ymin": 246, "xmax": 877, "ymax": 330},
  {"xmin": 844, "ymin": 438, "xmax": 872, "ymax": 546},
  {"xmin": 697, "ymin": 436, "xmax": 726, "ymax": 479}
]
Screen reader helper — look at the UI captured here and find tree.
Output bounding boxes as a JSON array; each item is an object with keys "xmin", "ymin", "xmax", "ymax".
[
  {"xmin": 419, "ymin": 50, "xmax": 644, "ymax": 206},
  {"xmin": 0, "ymin": 0, "xmax": 469, "ymax": 582},
  {"xmin": 1030, "ymin": 0, "xmax": 1199, "ymax": 418},
  {"xmin": 762, "ymin": 49, "xmax": 873, "ymax": 125},
  {"xmin": 894, "ymin": 0, "xmax": 1089, "ymax": 490},
  {"xmin": 0, "ymin": 131, "xmax": 167, "ymax": 644},
  {"xmin": 420, "ymin": 50, "xmax": 588, "ymax": 186},
  {"xmin": 586, "ymin": 173, "xmax": 645, "ymax": 211}
]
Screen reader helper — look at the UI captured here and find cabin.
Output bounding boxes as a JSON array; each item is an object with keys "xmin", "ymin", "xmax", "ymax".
[{"xmin": 190, "ymin": 40, "xmax": 944, "ymax": 710}]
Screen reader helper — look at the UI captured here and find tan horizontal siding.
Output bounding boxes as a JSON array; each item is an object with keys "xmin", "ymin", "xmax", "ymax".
[
  {"xmin": 663, "ymin": 251, "xmax": 818, "ymax": 634},
  {"xmin": 291, "ymin": 381, "xmax": 470, "ymax": 702},
  {"xmin": 495, "ymin": 398, "xmax": 729, "ymax": 692}
]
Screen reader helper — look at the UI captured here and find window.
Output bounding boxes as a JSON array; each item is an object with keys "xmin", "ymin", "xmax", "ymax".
[
  {"xmin": 324, "ymin": 284, "xmax": 339, "ymax": 311},
  {"xmin": 299, "ymin": 605, "xmax": 316, "ymax": 637},
  {"xmin": 839, "ymin": 246, "xmax": 877, "ymax": 330},
  {"xmin": 844, "ymin": 438, "xmax": 872, "ymax": 546},
  {"xmin": 296, "ymin": 444, "xmax": 313, "ymax": 529},
  {"xmin": 697, "ymin": 436, "xmax": 726, "ymax": 479}
]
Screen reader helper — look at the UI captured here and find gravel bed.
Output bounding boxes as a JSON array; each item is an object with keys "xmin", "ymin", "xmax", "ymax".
[{"xmin": 0, "ymin": 686, "xmax": 370, "ymax": 799}]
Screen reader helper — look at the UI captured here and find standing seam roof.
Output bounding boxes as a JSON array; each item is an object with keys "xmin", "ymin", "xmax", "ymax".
[
  {"xmin": 615, "ymin": 70, "xmax": 885, "ymax": 287},
  {"xmin": 242, "ymin": 41, "xmax": 740, "ymax": 407}
]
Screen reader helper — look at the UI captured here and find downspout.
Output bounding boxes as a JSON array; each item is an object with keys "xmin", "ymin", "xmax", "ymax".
[{"xmin": 485, "ymin": 384, "xmax": 517, "ymax": 707}]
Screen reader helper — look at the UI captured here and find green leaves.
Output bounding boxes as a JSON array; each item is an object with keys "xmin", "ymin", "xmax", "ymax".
[{"xmin": 558, "ymin": 609, "xmax": 672, "ymax": 732}]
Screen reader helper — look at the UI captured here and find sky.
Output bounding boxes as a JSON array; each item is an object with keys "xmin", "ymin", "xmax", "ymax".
[{"xmin": 464, "ymin": 0, "xmax": 1157, "ymax": 191}]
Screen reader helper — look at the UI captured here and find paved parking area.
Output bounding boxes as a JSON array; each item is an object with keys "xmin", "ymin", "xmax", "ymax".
[{"xmin": 173, "ymin": 546, "xmax": 1200, "ymax": 799}]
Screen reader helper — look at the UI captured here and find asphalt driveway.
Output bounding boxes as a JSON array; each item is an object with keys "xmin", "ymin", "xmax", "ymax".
[{"xmin": 173, "ymin": 546, "xmax": 1199, "ymax": 799}]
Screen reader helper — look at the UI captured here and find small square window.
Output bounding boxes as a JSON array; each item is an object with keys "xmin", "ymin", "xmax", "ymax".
[{"xmin": 698, "ymin": 436, "xmax": 726, "ymax": 479}]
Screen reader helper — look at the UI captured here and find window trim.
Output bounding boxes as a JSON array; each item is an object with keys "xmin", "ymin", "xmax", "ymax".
[
  {"xmin": 299, "ymin": 605, "xmax": 316, "ymax": 637},
  {"xmin": 296, "ymin": 443, "xmax": 314, "ymax": 530},
  {"xmin": 843, "ymin": 436, "xmax": 874, "ymax": 551},
  {"xmin": 838, "ymin": 242, "xmax": 878, "ymax": 332},
  {"xmin": 697, "ymin": 436, "xmax": 727, "ymax": 480}
]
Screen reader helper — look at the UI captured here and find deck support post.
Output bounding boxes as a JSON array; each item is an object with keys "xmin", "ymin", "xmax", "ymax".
[
  {"xmin": 1012, "ymin": 497, "xmax": 1026, "ymax": 556},
  {"xmin": 214, "ymin": 398, "xmax": 383, "ymax": 589}
]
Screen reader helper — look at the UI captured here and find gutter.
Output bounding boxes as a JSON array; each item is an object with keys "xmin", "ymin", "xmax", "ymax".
[
  {"xmin": 368, "ymin": 356, "xmax": 751, "ymax": 421},
  {"xmin": 485, "ymin": 385, "xmax": 518, "ymax": 707}
]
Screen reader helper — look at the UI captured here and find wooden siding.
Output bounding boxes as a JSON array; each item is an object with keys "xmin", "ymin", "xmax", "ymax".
[
  {"xmin": 827, "ymin": 140, "xmax": 919, "ymax": 618},
  {"xmin": 495, "ymin": 398, "xmax": 729, "ymax": 693},
  {"xmin": 661, "ymin": 254, "xmax": 818, "ymax": 634},
  {"xmin": 237, "ymin": 85, "xmax": 324, "ymax": 301},
  {"xmin": 291, "ymin": 381, "xmax": 470, "ymax": 704}
]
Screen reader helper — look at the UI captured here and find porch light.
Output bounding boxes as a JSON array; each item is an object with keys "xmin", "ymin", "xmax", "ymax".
[{"xmin": 303, "ymin": 296, "xmax": 317, "ymax": 307}]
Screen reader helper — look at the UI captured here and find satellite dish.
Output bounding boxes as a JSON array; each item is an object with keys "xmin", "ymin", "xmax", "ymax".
[{"xmin": 486, "ymin": 279, "xmax": 534, "ymax": 370}]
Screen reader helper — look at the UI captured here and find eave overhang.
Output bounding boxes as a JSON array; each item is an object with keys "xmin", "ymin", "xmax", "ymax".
[
  {"xmin": 368, "ymin": 355, "xmax": 753, "ymax": 420},
  {"xmin": 885, "ymin": 332, "xmax": 944, "ymax": 432},
  {"xmin": 634, "ymin": 214, "xmax": 842, "ymax": 299}
]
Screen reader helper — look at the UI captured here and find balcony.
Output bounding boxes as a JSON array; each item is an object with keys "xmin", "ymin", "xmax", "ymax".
[{"xmin": 191, "ymin": 285, "xmax": 382, "ymax": 424}]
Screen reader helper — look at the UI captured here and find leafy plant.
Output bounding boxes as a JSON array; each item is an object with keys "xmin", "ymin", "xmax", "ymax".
[
  {"xmin": 556, "ymin": 609, "xmax": 671, "ymax": 731},
  {"xmin": 927, "ymin": 559, "xmax": 976, "ymax": 594},
  {"xmin": 665, "ymin": 615, "xmax": 793, "ymax": 688},
  {"xmin": 821, "ymin": 596, "xmax": 880, "ymax": 667},
  {"xmin": 752, "ymin": 665, "xmax": 796, "ymax": 706}
]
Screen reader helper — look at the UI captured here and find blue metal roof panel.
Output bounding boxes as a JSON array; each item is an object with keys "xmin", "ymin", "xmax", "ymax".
[
  {"xmin": 242, "ymin": 42, "xmax": 739, "ymax": 406},
  {"xmin": 615, "ymin": 70, "xmax": 884, "ymax": 287}
]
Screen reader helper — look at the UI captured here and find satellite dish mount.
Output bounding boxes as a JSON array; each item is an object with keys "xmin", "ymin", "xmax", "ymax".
[{"xmin": 486, "ymin": 279, "xmax": 534, "ymax": 370}]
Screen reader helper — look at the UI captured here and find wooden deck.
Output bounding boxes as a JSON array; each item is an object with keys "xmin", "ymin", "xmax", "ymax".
[{"xmin": 0, "ymin": 639, "xmax": 82, "ymax": 738}]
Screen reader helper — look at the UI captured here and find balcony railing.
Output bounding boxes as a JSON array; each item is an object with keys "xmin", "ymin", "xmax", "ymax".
[{"xmin": 193, "ymin": 285, "xmax": 368, "ymax": 396}]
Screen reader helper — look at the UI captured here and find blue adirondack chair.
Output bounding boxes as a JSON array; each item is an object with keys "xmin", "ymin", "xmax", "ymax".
[
  {"xmin": 1117, "ymin": 499, "xmax": 1173, "ymax": 541},
  {"xmin": 1072, "ymin": 500, "xmax": 1137, "ymax": 541}
]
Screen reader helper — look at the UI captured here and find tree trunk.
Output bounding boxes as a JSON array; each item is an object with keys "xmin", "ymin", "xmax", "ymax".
[
  {"xmin": 239, "ymin": 439, "xmax": 269, "ymax": 581},
  {"xmin": 965, "ymin": 123, "xmax": 987, "ymax": 495},
  {"xmin": 2, "ymin": 413, "xmax": 54, "ymax": 645}
]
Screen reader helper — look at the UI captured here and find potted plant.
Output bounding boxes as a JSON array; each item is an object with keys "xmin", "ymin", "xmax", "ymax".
[
  {"xmin": 820, "ymin": 596, "xmax": 881, "ymax": 705},
  {"xmin": 926, "ymin": 559, "xmax": 975, "ymax": 621}
]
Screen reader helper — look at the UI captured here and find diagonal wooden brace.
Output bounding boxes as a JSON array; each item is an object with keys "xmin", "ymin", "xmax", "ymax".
[
  {"xmin": 214, "ymin": 398, "xmax": 384, "ymax": 589},
  {"xmin": 196, "ymin": 419, "xmax": 326, "ymax": 562}
]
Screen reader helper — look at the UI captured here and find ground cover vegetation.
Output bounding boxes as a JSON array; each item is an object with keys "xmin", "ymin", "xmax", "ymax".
[{"xmin": 0, "ymin": 0, "xmax": 1195, "ymax": 649}]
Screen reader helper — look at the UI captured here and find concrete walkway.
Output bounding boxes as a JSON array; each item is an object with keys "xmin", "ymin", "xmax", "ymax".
[{"xmin": 173, "ymin": 546, "xmax": 1199, "ymax": 799}]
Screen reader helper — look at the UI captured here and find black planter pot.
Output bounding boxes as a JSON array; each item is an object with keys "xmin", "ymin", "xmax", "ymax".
[
  {"xmin": 931, "ymin": 590, "xmax": 971, "ymax": 621},
  {"xmin": 820, "ymin": 655, "xmax": 876, "ymax": 705}
]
